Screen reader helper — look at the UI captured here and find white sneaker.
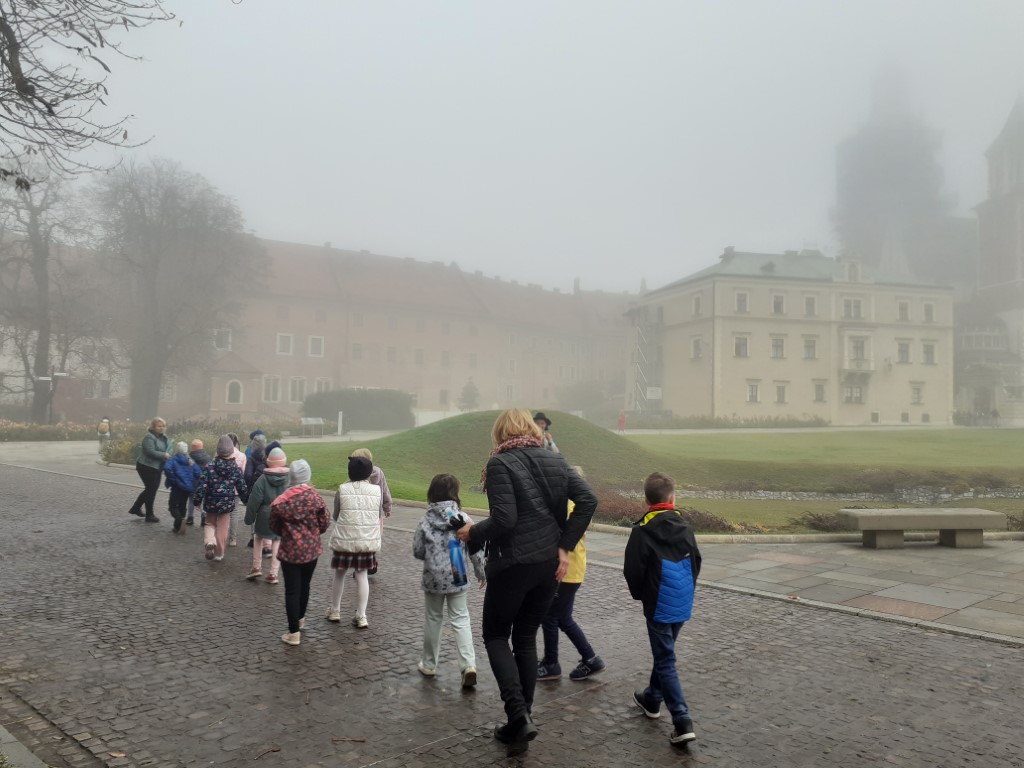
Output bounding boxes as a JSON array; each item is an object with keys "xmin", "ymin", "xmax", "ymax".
[
  {"xmin": 325, "ymin": 608, "xmax": 341, "ymax": 623},
  {"xmin": 417, "ymin": 662, "xmax": 436, "ymax": 677},
  {"xmin": 461, "ymin": 668, "xmax": 477, "ymax": 688},
  {"xmin": 352, "ymin": 614, "xmax": 368, "ymax": 629},
  {"xmin": 213, "ymin": 555, "xmax": 224, "ymax": 562},
  {"xmin": 281, "ymin": 632, "xmax": 301, "ymax": 646}
]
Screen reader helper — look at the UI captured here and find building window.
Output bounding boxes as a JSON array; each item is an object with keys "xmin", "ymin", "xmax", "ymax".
[
  {"xmin": 308, "ymin": 336, "xmax": 325, "ymax": 357},
  {"xmin": 923, "ymin": 343, "xmax": 936, "ymax": 365},
  {"xmin": 415, "ymin": 349, "xmax": 425, "ymax": 366},
  {"xmin": 843, "ymin": 386, "xmax": 864, "ymax": 404},
  {"xmin": 814, "ymin": 382, "xmax": 826, "ymax": 402},
  {"xmin": 469, "ymin": 352, "xmax": 477, "ymax": 369},
  {"xmin": 159, "ymin": 374, "xmax": 177, "ymax": 402},
  {"xmin": 851, "ymin": 338, "xmax": 866, "ymax": 361},
  {"xmin": 508, "ymin": 358, "xmax": 515, "ymax": 374},
  {"xmin": 898, "ymin": 301, "xmax": 909, "ymax": 322},
  {"xmin": 735, "ymin": 292, "xmax": 748, "ymax": 313},
  {"xmin": 354, "ymin": 312, "xmax": 364, "ymax": 328},
  {"xmin": 226, "ymin": 380, "xmax": 243, "ymax": 405},
  {"xmin": 289, "ymin": 377, "xmax": 306, "ymax": 403},
  {"xmin": 771, "ymin": 338, "xmax": 785, "ymax": 359},
  {"xmin": 82, "ymin": 379, "xmax": 97, "ymax": 399},
  {"xmin": 805, "ymin": 296, "xmax": 816, "ymax": 317},
  {"xmin": 911, "ymin": 385, "xmax": 923, "ymax": 405},
  {"xmin": 772, "ymin": 295, "xmax": 785, "ymax": 315},
  {"xmin": 734, "ymin": 336, "xmax": 749, "ymax": 358},
  {"xmin": 440, "ymin": 389, "xmax": 449, "ymax": 406},
  {"xmin": 263, "ymin": 376, "xmax": 280, "ymax": 403},
  {"xmin": 351, "ymin": 343, "xmax": 363, "ymax": 361},
  {"xmin": 747, "ymin": 383, "xmax": 760, "ymax": 403},
  {"xmin": 804, "ymin": 338, "xmax": 817, "ymax": 360},
  {"xmin": 897, "ymin": 341, "xmax": 910, "ymax": 364},
  {"xmin": 441, "ymin": 351, "xmax": 450, "ymax": 368},
  {"xmin": 315, "ymin": 377, "xmax": 332, "ymax": 394},
  {"xmin": 843, "ymin": 298, "xmax": 862, "ymax": 319},
  {"xmin": 276, "ymin": 333, "xmax": 293, "ymax": 355},
  {"xmin": 901, "ymin": 411, "xmax": 910, "ymax": 423},
  {"xmin": 692, "ymin": 295, "xmax": 702, "ymax": 316},
  {"xmin": 922, "ymin": 413, "xmax": 930, "ymax": 423},
  {"xmin": 387, "ymin": 347, "xmax": 397, "ymax": 364},
  {"xmin": 924, "ymin": 303, "xmax": 935, "ymax": 323},
  {"xmin": 691, "ymin": 338, "xmax": 702, "ymax": 359},
  {"xmin": 213, "ymin": 328, "xmax": 232, "ymax": 351},
  {"xmin": 775, "ymin": 385, "xmax": 786, "ymax": 404},
  {"xmin": 506, "ymin": 384, "xmax": 514, "ymax": 400},
  {"xmin": 871, "ymin": 411, "xmax": 880, "ymax": 423}
]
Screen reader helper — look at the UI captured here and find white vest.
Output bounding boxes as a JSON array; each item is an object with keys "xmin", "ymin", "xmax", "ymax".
[{"xmin": 328, "ymin": 480, "xmax": 383, "ymax": 553}]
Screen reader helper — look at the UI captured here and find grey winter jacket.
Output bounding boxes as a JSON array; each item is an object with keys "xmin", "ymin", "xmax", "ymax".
[
  {"xmin": 469, "ymin": 446, "xmax": 597, "ymax": 578},
  {"xmin": 413, "ymin": 502, "xmax": 486, "ymax": 594},
  {"xmin": 244, "ymin": 468, "xmax": 289, "ymax": 540},
  {"xmin": 138, "ymin": 430, "xmax": 171, "ymax": 470}
]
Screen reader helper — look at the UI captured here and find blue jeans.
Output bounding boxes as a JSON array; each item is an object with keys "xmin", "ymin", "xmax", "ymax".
[
  {"xmin": 644, "ymin": 618, "xmax": 690, "ymax": 727},
  {"xmin": 541, "ymin": 582, "xmax": 595, "ymax": 664}
]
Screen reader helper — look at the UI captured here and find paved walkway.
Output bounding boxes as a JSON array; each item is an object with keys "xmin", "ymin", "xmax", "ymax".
[{"xmin": 3, "ymin": 442, "xmax": 1024, "ymax": 766}]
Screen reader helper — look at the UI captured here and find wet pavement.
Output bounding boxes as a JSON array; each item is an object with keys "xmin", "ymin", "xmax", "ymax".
[{"xmin": 3, "ymin": 461, "xmax": 1024, "ymax": 767}]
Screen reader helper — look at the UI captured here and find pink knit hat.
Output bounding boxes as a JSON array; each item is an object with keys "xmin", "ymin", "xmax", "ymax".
[{"xmin": 267, "ymin": 447, "xmax": 287, "ymax": 468}]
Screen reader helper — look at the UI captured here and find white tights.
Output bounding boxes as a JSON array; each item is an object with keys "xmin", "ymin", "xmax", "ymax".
[{"xmin": 331, "ymin": 568, "xmax": 369, "ymax": 618}]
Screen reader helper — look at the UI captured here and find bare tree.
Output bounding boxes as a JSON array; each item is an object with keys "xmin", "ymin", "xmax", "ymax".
[
  {"xmin": 0, "ymin": 177, "xmax": 90, "ymax": 421},
  {"xmin": 92, "ymin": 158, "xmax": 265, "ymax": 421},
  {"xmin": 0, "ymin": 1, "xmax": 174, "ymax": 187}
]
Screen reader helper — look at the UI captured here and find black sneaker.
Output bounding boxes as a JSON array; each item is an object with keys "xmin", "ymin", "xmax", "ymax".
[
  {"xmin": 503, "ymin": 716, "xmax": 538, "ymax": 758},
  {"xmin": 536, "ymin": 661, "xmax": 562, "ymax": 681},
  {"xmin": 129, "ymin": 508, "xmax": 144, "ymax": 517},
  {"xmin": 247, "ymin": 536, "xmax": 254, "ymax": 549},
  {"xmin": 186, "ymin": 518, "xmax": 194, "ymax": 526},
  {"xmin": 172, "ymin": 518, "xmax": 181, "ymax": 533},
  {"xmin": 368, "ymin": 565, "xmax": 378, "ymax": 576},
  {"xmin": 632, "ymin": 689, "xmax": 661, "ymax": 719},
  {"xmin": 569, "ymin": 656, "xmax": 605, "ymax": 681},
  {"xmin": 669, "ymin": 719, "xmax": 696, "ymax": 745},
  {"xmin": 144, "ymin": 514, "xmax": 160, "ymax": 523}
]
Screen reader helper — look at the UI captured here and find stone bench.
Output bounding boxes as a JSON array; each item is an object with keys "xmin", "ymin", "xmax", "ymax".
[{"xmin": 837, "ymin": 508, "xmax": 1007, "ymax": 549}]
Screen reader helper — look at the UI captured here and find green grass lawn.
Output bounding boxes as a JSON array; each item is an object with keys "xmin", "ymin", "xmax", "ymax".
[{"xmin": 277, "ymin": 414, "xmax": 1024, "ymax": 533}]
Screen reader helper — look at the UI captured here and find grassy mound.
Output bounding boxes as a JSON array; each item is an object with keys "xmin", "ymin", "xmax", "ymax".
[{"xmin": 290, "ymin": 410, "xmax": 674, "ymax": 509}]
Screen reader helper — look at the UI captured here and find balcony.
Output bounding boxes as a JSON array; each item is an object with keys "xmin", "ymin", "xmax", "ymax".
[{"xmin": 840, "ymin": 358, "xmax": 874, "ymax": 373}]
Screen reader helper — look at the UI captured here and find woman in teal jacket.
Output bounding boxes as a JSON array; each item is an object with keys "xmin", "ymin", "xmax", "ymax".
[{"xmin": 128, "ymin": 417, "xmax": 171, "ymax": 522}]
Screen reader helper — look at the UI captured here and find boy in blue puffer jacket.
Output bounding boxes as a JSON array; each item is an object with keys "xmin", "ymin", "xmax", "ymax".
[
  {"xmin": 623, "ymin": 471, "xmax": 702, "ymax": 747},
  {"xmin": 164, "ymin": 442, "xmax": 201, "ymax": 534}
]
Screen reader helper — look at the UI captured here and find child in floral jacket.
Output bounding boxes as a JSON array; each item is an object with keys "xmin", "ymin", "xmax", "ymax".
[
  {"xmin": 194, "ymin": 435, "xmax": 248, "ymax": 562},
  {"xmin": 269, "ymin": 459, "xmax": 330, "ymax": 646}
]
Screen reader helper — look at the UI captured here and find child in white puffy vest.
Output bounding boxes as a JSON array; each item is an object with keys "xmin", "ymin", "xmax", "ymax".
[
  {"xmin": 413, "ymin": 473, "xmax": 486, "ymax": 688},
  {"xmin": 325, "ymin": 455, "xmax": 382, "ymax": 628}
]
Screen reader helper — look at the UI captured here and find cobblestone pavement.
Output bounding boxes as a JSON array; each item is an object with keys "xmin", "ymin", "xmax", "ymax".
[{"xmin": 3, "ymin": 464, "xmax": 1024, "ymax": 768}]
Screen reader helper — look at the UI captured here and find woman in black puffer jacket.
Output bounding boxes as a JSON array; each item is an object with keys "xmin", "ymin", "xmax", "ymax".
[{"xmin": 457, "ymin": 409, "xmax": 596, "ymax": 757}]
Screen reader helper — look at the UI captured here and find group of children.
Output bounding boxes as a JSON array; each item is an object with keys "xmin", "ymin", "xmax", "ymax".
[{"xmin": 148, "ymin": 419, "xmax": 702, "ymax": 746}]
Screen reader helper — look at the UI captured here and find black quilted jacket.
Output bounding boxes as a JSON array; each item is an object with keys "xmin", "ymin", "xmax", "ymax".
[{"xmin": 469, "ymin": 447, "xmax": 597, "ymax": 577}]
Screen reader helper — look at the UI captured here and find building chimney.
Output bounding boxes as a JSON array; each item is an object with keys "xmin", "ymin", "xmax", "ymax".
[{"xmin": 720, "ymin": 246, "xmax": 735, "ymax": 260}]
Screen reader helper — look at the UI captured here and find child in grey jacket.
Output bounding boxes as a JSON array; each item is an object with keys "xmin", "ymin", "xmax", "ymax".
[{"xmin": 413, "ymin": 473, "xmax": 486, "ymax": 688}]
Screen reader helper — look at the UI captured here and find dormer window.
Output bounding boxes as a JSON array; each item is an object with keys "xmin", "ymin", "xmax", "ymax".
[{"xmin": 847, "ymin": 263, "xmax": 860, "ymax": 282}]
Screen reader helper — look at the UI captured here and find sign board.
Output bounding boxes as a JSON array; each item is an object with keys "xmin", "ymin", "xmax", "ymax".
[{"xmin": 646, "ymin": 386, "xmax": 663, "ymax": 400}]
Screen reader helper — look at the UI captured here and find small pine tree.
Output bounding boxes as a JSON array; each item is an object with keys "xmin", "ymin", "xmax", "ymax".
[{"xmin": 457, "ymin": 378, "xmax": 480, "ymax": 412}]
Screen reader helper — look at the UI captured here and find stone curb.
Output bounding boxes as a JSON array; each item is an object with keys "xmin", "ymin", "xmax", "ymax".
[{"xmin": 0, "ymin": 724, "xmax": 48, "ymax": 768}]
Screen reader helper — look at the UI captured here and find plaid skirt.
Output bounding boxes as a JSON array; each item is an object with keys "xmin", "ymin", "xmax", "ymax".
[{"xmin": 331, "ymin": 551, "xmax": 377, "ymax": 571}]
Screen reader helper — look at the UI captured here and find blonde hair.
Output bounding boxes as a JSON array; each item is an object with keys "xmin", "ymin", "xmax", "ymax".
[
  {"xmin": 491, "ymin": 409, "xmax": 543, "ymax": 445},
  {"xmin": 149, "ymin": 417, "xmax": 166, "ymax": 430},
  {"xmin": 350, "ymin": 447, "xmax": 373, "ymax": 462}
]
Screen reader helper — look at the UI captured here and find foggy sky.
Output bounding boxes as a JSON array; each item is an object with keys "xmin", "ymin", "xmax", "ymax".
[{"xmin": 100, "ymin": 0, "xmax": 1024, "ymax": 293}]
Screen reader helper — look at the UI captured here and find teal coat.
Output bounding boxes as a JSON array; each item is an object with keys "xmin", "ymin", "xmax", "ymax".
[
  {"xmin": 244, "ymin": 469, "xmax": 289, "ymax": 539},
  {"xmin": 138, "ymin": 431, "xmax": 171, "ymax": 470}
]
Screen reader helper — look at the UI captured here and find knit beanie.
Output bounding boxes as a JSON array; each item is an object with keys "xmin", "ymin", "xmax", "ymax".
[
  {"xmin": 347, "ymin": 455, "xmax": 373, "ymax": 482},
  {"xmin": 289, "ymin": 459, "xmax": 312, "ymax": 486},
  {"xmin": 173, "ymin": 441, "xmax": 188, "ymax": 456},
  {"xmin": 216, "ymin": 435, "xmax": 234, "ymax": 458},
  {"xmin": 267, "ymin": 447, "xmax": 287, "ymax": 468}
]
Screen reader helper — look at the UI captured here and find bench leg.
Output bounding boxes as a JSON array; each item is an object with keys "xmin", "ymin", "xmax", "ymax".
[
  {"xmin": 863, "ymin": 530, "xmax": 904, "ymax": 549},
  {"xmin": 938, "ymin": 529, "xmax": 984, "ymax": 548}
]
